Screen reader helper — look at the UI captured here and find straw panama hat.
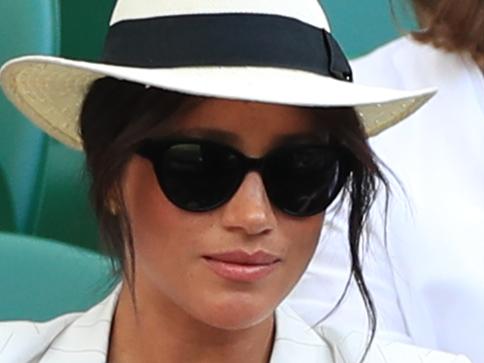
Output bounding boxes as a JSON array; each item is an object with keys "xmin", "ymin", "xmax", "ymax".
[{"xmin": 0, "ymin": 0, "xmax": 435, "ymax": 150}]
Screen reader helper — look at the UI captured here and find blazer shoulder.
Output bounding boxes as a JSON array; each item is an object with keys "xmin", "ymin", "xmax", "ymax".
[{"xmin": 0, "ymin": 313, "xmax": 81, "ymax": 362}]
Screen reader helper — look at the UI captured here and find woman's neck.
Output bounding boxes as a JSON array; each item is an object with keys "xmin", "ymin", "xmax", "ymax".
[{"xmin": 107, "ymin": 283, "xmax": 275, "ymax": 363}]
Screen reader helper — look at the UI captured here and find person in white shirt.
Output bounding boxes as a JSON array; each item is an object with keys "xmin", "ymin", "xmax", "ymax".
[
  {"xmin": 288, "ymin": 1, "xmax": 484, "ymax": 362},
  {"xmin": 0, "ymin": 0, "xmax": 473, "ymax": 362}
]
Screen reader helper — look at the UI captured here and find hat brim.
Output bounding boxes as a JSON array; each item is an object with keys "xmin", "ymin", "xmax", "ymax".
[{"xmin": 0, "ymin": 55, "xmax": 435, "ymax": 150}]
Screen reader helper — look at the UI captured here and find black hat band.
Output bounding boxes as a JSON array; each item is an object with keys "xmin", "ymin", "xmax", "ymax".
[{"xmin": 103, "ymin": 13, "xmax": 353, "ymax": 82}]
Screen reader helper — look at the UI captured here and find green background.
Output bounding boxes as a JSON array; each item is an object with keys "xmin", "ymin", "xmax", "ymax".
[{"xmin": 8, "ymin": 0, "xmax": 418, "ymax": 251}]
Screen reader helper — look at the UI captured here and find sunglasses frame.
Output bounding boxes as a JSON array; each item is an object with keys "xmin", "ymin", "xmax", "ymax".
[{"xmin": 137, "ymin": 138, "xmax": 355, "ymax": 217}]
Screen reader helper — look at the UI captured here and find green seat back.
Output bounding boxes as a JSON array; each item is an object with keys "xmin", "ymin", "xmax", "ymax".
[
  {"xmin": 0, "ymin": 0, "xmax": 60, "ymax": 233},
  {"xmin": 0, "ymin": 167, "xmax": 14, "ymax": 230},
  {"xmin": 0, "ymin": 232, "xmax": 115, "ymax": 321},
  {"xmin": 31, "ymin": 143, "xmax": 101, "ymax": 251},
  {"xmin": 0, "ymin": 0, "xmax": 102, "ymax": 249}
]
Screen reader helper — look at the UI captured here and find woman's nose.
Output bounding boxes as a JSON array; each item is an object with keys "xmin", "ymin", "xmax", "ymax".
[{"xmin": 220, "ymin": 171, "xmax": 277, "ymax": 236}]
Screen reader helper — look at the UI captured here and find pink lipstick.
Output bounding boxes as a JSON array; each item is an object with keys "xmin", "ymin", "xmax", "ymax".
[{"xmin": 203, "ymin": 250, "xmax": 281, "ymax": 282}]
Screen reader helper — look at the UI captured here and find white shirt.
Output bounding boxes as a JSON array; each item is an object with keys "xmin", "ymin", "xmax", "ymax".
[
  {"xmin": 287, "ymin": 36, "xmax": 484, "ymax": 363},
  {"xmin": 0, "ymin": 284, "xmax": 471, "ymax": 363}
]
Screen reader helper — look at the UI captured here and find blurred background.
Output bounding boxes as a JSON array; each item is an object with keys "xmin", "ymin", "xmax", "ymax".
[{"xmin": 0, "ymin": 0, "xmax": 417, "ymax": 252}]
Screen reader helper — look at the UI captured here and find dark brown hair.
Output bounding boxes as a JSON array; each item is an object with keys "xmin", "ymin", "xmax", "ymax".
[
  {"xmin": 80, "ymin": 77, "xmax": 388, "ymax": 359},
  {"xmin": 411, "ymin": 0, "xmax": 484, "ymax": 67}
]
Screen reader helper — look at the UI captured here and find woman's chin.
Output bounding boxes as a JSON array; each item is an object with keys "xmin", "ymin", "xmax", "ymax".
[{"xmin": 192, "ymin": 297, "xmax": 276, "ymax": 331}]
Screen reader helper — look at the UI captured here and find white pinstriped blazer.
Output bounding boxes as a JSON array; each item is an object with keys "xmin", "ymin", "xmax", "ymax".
[{"xmin": 0, "ymin": 285, "xmax": 471, "ymax": 363}]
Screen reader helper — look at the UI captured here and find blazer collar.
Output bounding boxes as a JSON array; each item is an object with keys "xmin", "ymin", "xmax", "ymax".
[
  {"xmin": 39, "ymin": 285, "xmax": 121, "ymax": 363},
  {"xmin": 39, "ymin": 285, "xmax": 334, "ymax": 363},
  {"xmin": 271, "ymin": 304, "xmax": 334, "ymax": 362}
]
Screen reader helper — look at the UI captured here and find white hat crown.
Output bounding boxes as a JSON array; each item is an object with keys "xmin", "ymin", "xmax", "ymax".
[{"xmin": 110, "ymin": 0, "xmax": 331, "ymax": 30}]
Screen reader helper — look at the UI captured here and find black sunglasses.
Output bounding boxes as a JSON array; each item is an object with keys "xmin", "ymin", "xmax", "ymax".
[{"xmin": 137, "ymin": 139, "xmax": 353, "ymax": 217}]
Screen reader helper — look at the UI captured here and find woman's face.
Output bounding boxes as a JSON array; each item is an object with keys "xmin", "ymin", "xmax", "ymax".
[{"xmin": 122, "ymin": 98, "xmax": 325, "ymax": 330}]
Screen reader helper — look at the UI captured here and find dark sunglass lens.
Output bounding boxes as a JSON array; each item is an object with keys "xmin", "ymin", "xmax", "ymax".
[
  {"xmin": 157, "ymin": 142, "xmax": 243, "ymax": 211},
  {"xmin": 264, "ymin": 146, "xmax": 350, "ymax": 216}
]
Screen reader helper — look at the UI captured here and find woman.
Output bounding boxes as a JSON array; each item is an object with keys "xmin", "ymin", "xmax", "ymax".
[
  {"xmin": 0, "ymin": 0, "xmax": 470, "ymax": 362},
  {"xmin": 288, "ymin": 0, "xmax": 484, "ymax": 362}
]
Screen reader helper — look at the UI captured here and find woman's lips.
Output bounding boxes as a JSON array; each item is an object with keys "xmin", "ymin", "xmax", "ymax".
[{"xmin": 203, "ymin": 250, "xmax": 281, "ymax": 282}]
